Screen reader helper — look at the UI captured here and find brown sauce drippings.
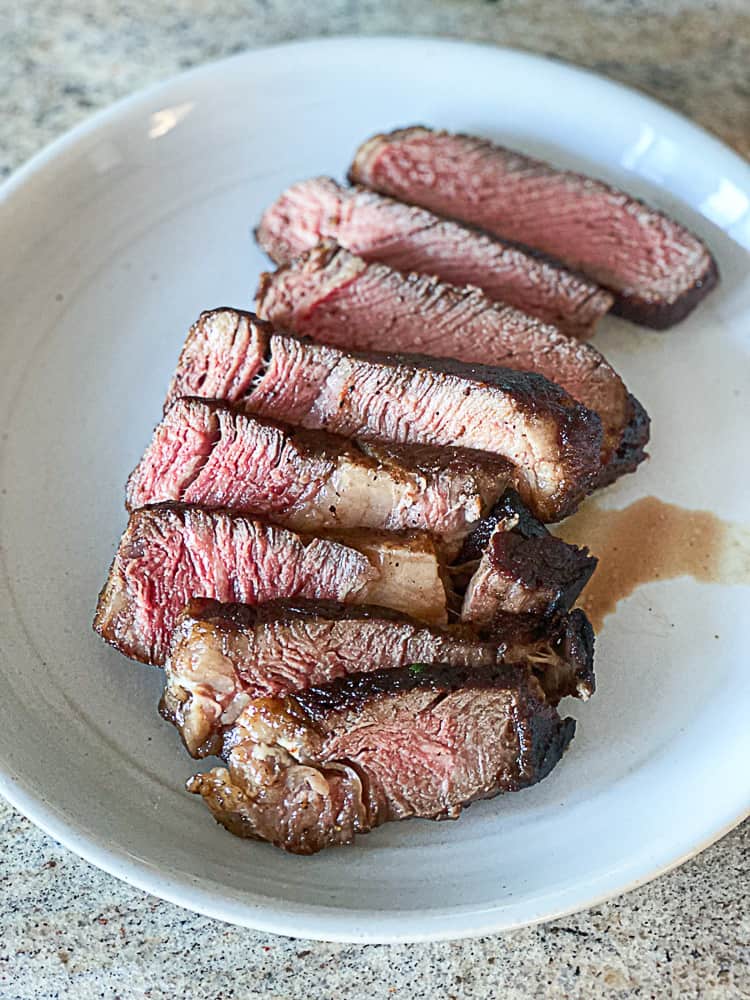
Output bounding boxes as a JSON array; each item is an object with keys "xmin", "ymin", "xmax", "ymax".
[{"xmin": 554, "ymin": 496, "xmax": 750, "ymax": 631}]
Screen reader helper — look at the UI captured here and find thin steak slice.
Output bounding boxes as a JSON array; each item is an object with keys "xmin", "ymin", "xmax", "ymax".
[
  {"xmin": 256, "ymin": 242, "xmax": 648, "ymax": 469},
  {"xmin": 93, "ymin": 503, "xmax": 447, "ymax": 665},
  {"xmin": 256, "ymin": 177, "xmax": 613, "ymax": 338},
  {"xmin": 166, "ymin": 309, "xmax": 604, "ymax": 521},
  {"xmin": 127, "ymin": 396, "xmax": 517, "ymax": 545},
  {"xmin": 162, "ymin": 598, "xmax": 595, "ymax": 757},
  {"xmin": 187, "ymin": 661, "xmax": 576, "ymax": 853},
  {"xmin": 350, "ymin": 127, "xmax": 719, "ymax": 328},
  {"xmin": 457, "ymin": 490, "xmax": 597, "ymax": 627}
]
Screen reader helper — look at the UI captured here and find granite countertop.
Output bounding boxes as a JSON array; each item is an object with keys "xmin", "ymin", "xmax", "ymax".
[{"xmin": 1, "ymin": 2, "xmax": 748, "ymax": 997}]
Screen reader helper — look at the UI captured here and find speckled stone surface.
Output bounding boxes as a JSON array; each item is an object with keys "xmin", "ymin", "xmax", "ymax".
[{"xmin": 1, "ymin": 3, "xmax": 748, "ymax": 997}]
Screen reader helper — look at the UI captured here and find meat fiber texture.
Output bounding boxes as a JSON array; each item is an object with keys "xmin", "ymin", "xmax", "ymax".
[
  {"xmin": 187, "ymin": 661, "xmax": 576, "ymax": 853},
  {"xmin": 256, "ymin": 177, "xmax": 613, "ymax": 339},
  {"xmin": 256, "ymin": 242, "xmax": 649, "ymax": 474},
  {"xmin": 350, "ymin": 127, "xmax": 719, "ymax": 328},
  {"xmin": 127, "ymin": 396, "xmax": 516, "ymax": 546},
  {"xmin": 162, "ymin": 598, "xmax": 595, "ymax": 758},
  {"xmin": 165, "ymin": 309, "xmax": 604, "ymax": 522},
  {"xmin": 93, "ymin": 503, "xmax": 447, "ymax": 665}
]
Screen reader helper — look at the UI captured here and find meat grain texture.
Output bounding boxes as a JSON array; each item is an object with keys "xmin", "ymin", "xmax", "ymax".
[
  {"xmin": 128, "ymin": 396, "xmax": 517, "ymax": 544},
  {"xmin": 166, "ymin": 309, "xmax": 604, "ymax": 521},
  {"xmin": 93, "ymin": 503, "xmax": 447, "ymax": 664},
  {"xmin": 256, "ymin": 242, "xmax": 649, "ymax": 472},
  {"xmin": 256, "ymin": 176, "xmax": 613, "ymax": 338},
  {"xmin": 350, "ymin": 126, "xmax": 718, "ymax": 327}
]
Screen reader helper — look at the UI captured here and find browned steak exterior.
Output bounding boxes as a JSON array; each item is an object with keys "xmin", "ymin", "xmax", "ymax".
[
  {"xmin": 256, "ymin": 177, "xmax": 612, "ymax": 338},
  {"xmin": 163, "ymin": 597, "xmax": 594, "ymax": 757},
  {"xmin": 350, "ymin": 127, "xmax": 718, "ymax": 328},
  {"xmin": 128, "ymin": 396, "xmax": 516, "ymax": 544},
  {"xmin": 93, "ymin": 503, "xmax": 447, "ymax": 665},
  {"xmin": 187, "ymin": 661, "xmax": 576, "ymax": 853},
  {"xmin": 256, "ymin": 242, "xmax": 648, "ymax": 469},
  {"xmin": 458, "ymin": 490, "xmax": 597, "ymax": 625},
  {"xmin": 166, "ymin": 309, "xmax": 604, "ymax": 521}
]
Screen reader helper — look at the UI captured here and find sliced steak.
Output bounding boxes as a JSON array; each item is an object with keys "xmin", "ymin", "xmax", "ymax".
[
  {"xmin": 256, "ymin": 177, "xmax": 612, "ymax": 338},
  {"xmin": 350, "ymin": 127, "xmax": 719, "ymax": 328},
  {"xmin": 256, "ymin": 242, "xmax": 648, "ymax": 469},
  {"xmin": 166, "ymin": 309, "xmax": 604, "ymax": 521},
  {"xmin": 127, "ymin": 396, "xmax": 516, "ymax": 545},
  {"xmin": 93, "ymin": 503, "xmax": 447, "ymax": 665},
  {"xmin": 187, "ymin": 661, "xmax": 576, "ymax": 853},
  {"xmin": 162, "ymin": 597, "xmax": 594, "ymax": 757},
  {"xmin": 458, "ymin": 490, "xmax": 596, "ymax": 626}
]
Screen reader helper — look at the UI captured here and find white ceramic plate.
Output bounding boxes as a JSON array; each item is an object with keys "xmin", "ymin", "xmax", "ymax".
[{"xmin": 1, "ymin": 37, "xmax": 748, "ymax": 943}]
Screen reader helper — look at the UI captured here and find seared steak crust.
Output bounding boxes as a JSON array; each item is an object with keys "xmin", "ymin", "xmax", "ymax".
[
  {"xmin": 256, "ymin": 176, "xmax": 612, "ymax": 338},
  {"xmin": 458, "ymin": 490, "xmax": 597, "ymax": 624},
  {"xmin": 350, "ymin": 127, "xmax": 718, "ymax": 328},
  {"xmin": 166, "ymin": 309, "xmax": 604, "ymax": 521},
  {"xmin": 255, "ymin": 242, "xmax": 646, "ymax": 468},
  {"xmin": 187, "ymin": 661, "xmax": 576, "ymax": 853}
]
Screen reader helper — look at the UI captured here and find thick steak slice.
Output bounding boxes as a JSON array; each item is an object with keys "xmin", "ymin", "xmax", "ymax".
[
  {"xmin": 256, "ymin": 177, "xmax": 612, "ymax": 338},
  {"xmin": 166, "ymin": 310, "xmax": 604, "ymax": 521},
  {"xmin": 350, "ymin": 127, "xmax": 719, "ymax": 328},
  {"xmin": 162, "ymin": 598, "xmax": 595, "ymax": 757},
  {"xmin": 458, "ymin": 490, "xmax": 596, "ymax": 626},
  {"xmin": 93, "ymin": 503, "xmax": 447, "ymax": 664},
  {"xmin": 127, "ymin": 396, "xmax": 516, "ymax": 544},
  {"xmin": 256, "ymin": 242, "xmax": 648, "ymax": 470},
  {"xmin": 187, "ymin": 661, "xmax": 576, "ymax": 853}
]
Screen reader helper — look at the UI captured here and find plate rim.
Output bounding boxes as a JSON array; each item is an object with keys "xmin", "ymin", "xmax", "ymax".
[{"xmin": 1, "ymin": 34, "xmax": 748, "ymax": 943}]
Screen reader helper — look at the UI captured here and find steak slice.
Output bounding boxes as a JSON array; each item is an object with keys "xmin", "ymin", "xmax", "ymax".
[
  {"xmin": 187, "ymin": 661, "xmax": 576, "ymax": 853},
  {"xmin": 162, "ymin": 597, "xmax": 594, "ymax": 757},
  {"xmin": 457, "ymin": 490, "xmax": 597, "ymax": 626},
  {"xmin": 93, "ymin": 503, "xmax": 447, "ymax": 665},
  {"xmin": 127, "ymin": 396, "xmax": 516, "ymax": 545},
  {"xmin": 256, "ymin": 242, "xmax": 648, "ymax": 469},
  {"xmin": 350, "ymin": 127, "xmax": 719, "ymax": 328},
  {"xmin": 166, "ymin": 309, "xmax": 604, "ymax": 521},
  {"xmin": 256, "ymin": 177, "xmax": 612, "ymax": 338}
]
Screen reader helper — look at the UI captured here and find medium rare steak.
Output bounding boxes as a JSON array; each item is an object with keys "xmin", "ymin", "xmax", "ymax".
[
  {"xmin": 458, "ymin": 490, "xmax": 596, "ymax": 626},
  {"xmin": 93, "ymin": 503, "xmax": 447, "ymax": 664},
  {"xmin": 350, "ymin": 127, "xmax": 718, "ymax": 328},
  {"xmin": 162, "ymin": 598, "xmax": 595, "ymax": 757},
  {"xmin": 128, "ymin": 396, "xmax": 516, "ymax": 545},
  {"xmin": 256, "ymin": 242, "xmax": 648, "ymax": 469},
  {"xmin": 166, "ymin": 309, "xmax": 604, "ymax": 521},
  {"xmin": 256, "ymin": 177, "xmax": 612, "ymax": 338},
  {"xmin": 187, "ymin": 661, "xmax": 576, "ymax": 853}
]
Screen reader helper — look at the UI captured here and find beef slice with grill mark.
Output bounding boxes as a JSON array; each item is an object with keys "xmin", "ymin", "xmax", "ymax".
[
  {"xmin": 350, "ymin": 127, "xmax": 718, "ymax": 328},
  {"xmin": 187, "ymin": 661, "xmax": 576, "ymax": 853},
  {"xmin": 93, "ymin": 503, "xmax": 447, "ymax": 665},
  {"xmin": 457, "ymin": 490, "xmax": 597, "ymax": 626},
  {"xmin": 256, "ymin": 242, "xmax": 648, "ymax": 472},
  {"xmin": 256, "ymin": 177, "xmax": 612, "ymax": 338},
  {"xmin": 127, "ymin": 396, "xmax": 517, "ymax": 545},
  {"xmin": 163, "ymin": 597, "xmax": 594, "ymax": 758},
  {"xmin": 166, "ymin": 309, "xmax": 604, "ymax": 522}
]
